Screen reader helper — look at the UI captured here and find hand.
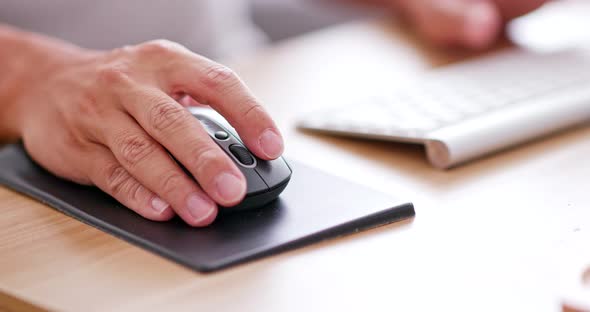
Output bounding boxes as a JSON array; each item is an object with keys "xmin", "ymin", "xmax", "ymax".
[
  {"xmin": 11, "ymin": 39, "xmax": 284, "ymax": 227},
  {"xmin": 390, "ymin": 0, "xmax": 549, "ymax": 48}
]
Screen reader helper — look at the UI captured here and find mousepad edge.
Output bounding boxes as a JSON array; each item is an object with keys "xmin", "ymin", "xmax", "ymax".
[{"xmin": 0, "ymin": 143, "xmax": 415, "ymax": 273}]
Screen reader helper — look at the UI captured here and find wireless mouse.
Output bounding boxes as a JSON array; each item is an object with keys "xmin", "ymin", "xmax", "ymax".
[{"xmin": 192, "ymin": 113, "xmax": 292, "ymax": 212}]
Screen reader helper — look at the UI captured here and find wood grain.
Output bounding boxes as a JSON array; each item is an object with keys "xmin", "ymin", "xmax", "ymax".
[{"xmin": 1, "ymin": 2, "xmax": 590, "ymax": 311}]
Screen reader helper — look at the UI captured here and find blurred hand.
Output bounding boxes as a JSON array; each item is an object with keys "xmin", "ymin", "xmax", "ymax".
[
  {"xmin": 390, "ymin": 0, "xmax": 549, "ymax": 48},
  {"xmin": 13, "ymin": 39, "xmax": 284, "ymax": 227}
]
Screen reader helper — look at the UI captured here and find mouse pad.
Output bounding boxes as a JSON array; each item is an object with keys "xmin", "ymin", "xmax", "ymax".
[{"xmin": 0, "ymin": 144, "xmax": 415, "ymax": 272}]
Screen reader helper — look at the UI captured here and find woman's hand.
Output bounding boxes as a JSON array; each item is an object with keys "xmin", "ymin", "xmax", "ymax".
[{"xmin": 8, "ymin": 39, "xmax": 284, "ymax": 227}]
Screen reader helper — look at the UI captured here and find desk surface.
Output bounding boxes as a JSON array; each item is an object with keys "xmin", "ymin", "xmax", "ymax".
[{"xmin": 2, "ymin": 2, "xmax": 590, "ymax": 311}]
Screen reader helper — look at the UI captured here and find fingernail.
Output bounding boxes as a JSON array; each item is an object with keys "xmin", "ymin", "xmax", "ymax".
[
  {"xmin": 259, "ymin": 129, "xmax": 284, "ymax": 159},
  {"xmin": 464, "ymin": 3, "xmax": 498, "ymax": 48},
  {"xmin": 151, "ymin": 196, "xmax": 170, "ymax": 213},
  {"xmin": 186, "ymin": 193, "xmax": 215, "ymax": 222},
  {"xmin": 215, "ymin": 172, "xmax": 246, "ymax": 204}
]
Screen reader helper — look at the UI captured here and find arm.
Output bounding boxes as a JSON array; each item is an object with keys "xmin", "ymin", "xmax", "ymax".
[
  {"xmin": 0, "ymin": 24, "xmax": 284, "ymax": 227},
  {"xmin": 0, "ymin": 24, "xmax": 87, "ymax": 141}
]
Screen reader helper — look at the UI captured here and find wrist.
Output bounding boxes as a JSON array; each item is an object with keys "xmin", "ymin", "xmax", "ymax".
[{"xmin": 0, "ymin": 25, "xmax": 98, "ymax": 140}]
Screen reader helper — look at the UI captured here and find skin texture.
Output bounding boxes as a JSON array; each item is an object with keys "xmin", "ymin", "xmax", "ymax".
[
  {"xmin": 0, "ymin": 1, "xmax": 548, "ymax": 226},
  {"xmin": 0, "ymin": 26, "xmax": 284, "ymax": 227}
]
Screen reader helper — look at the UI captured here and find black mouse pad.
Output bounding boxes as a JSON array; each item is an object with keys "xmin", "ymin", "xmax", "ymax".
[{"xmin": 0, "ymin": 144, "xmax": 415, "ymax": 272}]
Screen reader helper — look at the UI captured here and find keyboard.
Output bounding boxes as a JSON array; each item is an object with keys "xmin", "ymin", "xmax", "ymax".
[{"xmin": 297, "ymin": 48, "xmax": 590, "ymax": 168}]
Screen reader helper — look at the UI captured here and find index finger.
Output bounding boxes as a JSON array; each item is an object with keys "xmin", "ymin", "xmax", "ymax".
[{"xmin": 163, "ymin": 55, "xmax": 284, "ymax": 160}]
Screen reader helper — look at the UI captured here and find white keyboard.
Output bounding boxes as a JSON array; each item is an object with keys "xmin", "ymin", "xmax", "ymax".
[{"xmin": 297, "ymin": 48, "xmax": 590, "ymax": 169}]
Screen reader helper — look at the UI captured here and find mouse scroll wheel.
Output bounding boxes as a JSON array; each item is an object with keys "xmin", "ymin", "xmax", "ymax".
[{"xmin": 229, "ymin": 144, "xmax": 255, "ymax": 166}]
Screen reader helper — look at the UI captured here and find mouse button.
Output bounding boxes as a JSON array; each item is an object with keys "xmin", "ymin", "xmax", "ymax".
[
  {"xmin": 214, "ymin": 131, "xmax": 230, "ymax": 141},
  {"xmin": 254, "ymin": 157, "xmax": 292, "ymax": 188},
  {"xmin": 229, "ymin": 144, "xmax": 255, "ymax": 166},
  {"xmin": 193, "ymin": 114, "xmax": 224, "ymax": 136},
  {"xmin": 240, "ymin": 167, "xmax": 268, "ymax": 194}
]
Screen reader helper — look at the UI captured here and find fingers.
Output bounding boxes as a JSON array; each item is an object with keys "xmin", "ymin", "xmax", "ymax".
[
  {"xmin": 163, "ymin": 54, "xmax": 284, "ymax": 160},
  {"xmin": 492, "ymin": 0, "xmax": 548, "ymax": 20},
  {"xmin": 84, "ymin": 144, "xmax": 176, "ymax": 222},
  {"xmin": 118, "ymin": 87, "xmax": 248, "ymax": 207},
  {"xmin": 91, "ymin": 111, "xmax": 219, "ymax": 226},
  {"xmin": 397, "ymin": 0, "xmax": 502, "ymax": 49},
  {"xmin": 172, "ymin": 93, "xmax": 208, "ymax": 107},
  {"xmin": 126, "ymin": 40, "xmax": 283, "ymax": 161},
  {"xmin": 179, "ymin": 95, "xmax": 207, "ymax": 107},
  {"xmin": 78, "ymin": 40, "xmax": 284, "ymax": 224}
]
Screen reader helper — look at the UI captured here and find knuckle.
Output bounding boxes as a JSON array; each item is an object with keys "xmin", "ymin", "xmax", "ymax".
[
  {"xmin": 70, "ymin": 93, "xmax": 110, "ymax": 127},
  {"xmin": 102, "ymin": 164, "xmax": 143, "ymax": 202},
  {"xmin": 136, "ymin": 39, "xmax": 186, "ymax": 57},
  {"xmin": 148, "ymin": 99, "xmax": 190, "ymax": 132},
  {"xmin": 160, "ymin": 171, "xmax": 186, "ymax": 195},
  {"xmin": 61, "ymin": 127, "xmax": 89, "ymax": 151},
  {"xmin": 111, "ymin": 45, "xmax": 134, "ymax": 56},
  {"xmin": 76, "ymin": 92, "xmax": 100, "ymax": 116},
  {"xmin": 242, "ymin": 101, "xmax": 265, "ymax": 120},
  {"xmin": 128, "ymin": 182, "xmax": 145, "ymax": 203},
  {"xmin": 103, "ymin": 164, "xmax": 132, "ymax": 196},
  {"xmin": 226, "ymin": 100, "xmax": 264, "ymax": 127},
  {"xmin": 202, "ymin": 63, "xmax": 241, "ymax": 93},
  {"xmin": 191, "ymin": 146, "xmax": 226, "ymax": 177},
  {"xmin": 97, "ymin": 64, "xmax": 131, "ymax": 86},
  {"xmin": 116, "ymin": 133, "xmax": 157, "ymax": 168}
]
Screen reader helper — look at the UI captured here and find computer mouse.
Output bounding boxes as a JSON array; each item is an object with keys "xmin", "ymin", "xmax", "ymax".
[{"xmin": 190, "ymin": 113, "xmax": 292, "ymax": 212}]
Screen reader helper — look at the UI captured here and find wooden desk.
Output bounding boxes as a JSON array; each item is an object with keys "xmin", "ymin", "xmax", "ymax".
[{"xmin": 2, "ymin": 2, "xmax": 590, "ymax": 311}]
